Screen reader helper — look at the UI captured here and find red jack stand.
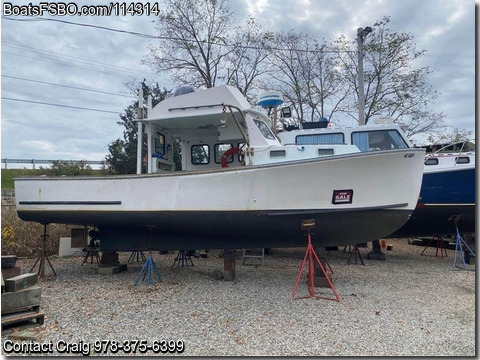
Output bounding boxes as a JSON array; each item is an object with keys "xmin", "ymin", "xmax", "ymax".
[
  {"xmin": 292, "ymin": 228, "xmax": 340, "ymax": 301},
  {"xmin": 420, "ymin": 235, "xmax": 447, "ymax": 258}
]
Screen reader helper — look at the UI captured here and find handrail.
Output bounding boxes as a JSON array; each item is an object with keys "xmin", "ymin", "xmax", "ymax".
[
  {"xmin": 1, "ymin": 158, "xmax": 105, "ymax": 169},
  {"xmin": 427, "ymin": 141, "xmax": 473, "ymax": 167},
  {"xmin": 430, "ymin": 141, "xmax": 470, "ymax": 155}
]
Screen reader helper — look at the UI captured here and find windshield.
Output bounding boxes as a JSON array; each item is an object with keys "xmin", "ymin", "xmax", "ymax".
[
  {"xmin": 352, "ymin": 130, "xmax": 408, "ymax": 152},
  {"xmin": 253, "ymin": 119, "xmax": 276, "ymax": 140}
]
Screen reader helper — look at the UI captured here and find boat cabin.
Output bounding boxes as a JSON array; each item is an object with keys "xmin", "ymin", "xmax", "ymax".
[
  {"xmin": 137, "ymin": 85, "xmax": 359, "ymax": 174},
  {"xmin": 277, "ymin": 117, "xmax": 413, "ymax": 153}
]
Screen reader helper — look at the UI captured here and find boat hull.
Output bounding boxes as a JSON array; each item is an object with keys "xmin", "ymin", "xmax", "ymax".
[
  {"xmin": 419, "ymin": 167, "xmax": 474, "ymax": 205},
  {"xmin": 390, "ymin": 167, "xmax": 475, "ymax": 237},
  {"xmin": 15, "ymin": 149, "xmax": 425, "ymax": 250},
  {"xmin": 17, "ymin": 208, "xmax": 413, "ymax": 250},
  {"xmin": 390, "ymin": 205, "xmax": 474, "ymax": 237}
]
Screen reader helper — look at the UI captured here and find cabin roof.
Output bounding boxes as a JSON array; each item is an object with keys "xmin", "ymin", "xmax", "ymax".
[{"xmin": 142, "ymin": 85, "xmax": 251, "ymax": 130}]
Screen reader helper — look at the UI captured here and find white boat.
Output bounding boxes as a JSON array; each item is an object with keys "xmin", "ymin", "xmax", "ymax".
[
  {"xmin": 277, "ymin": 121, "xmax": 475, "ymax": 237},
  {"xmin": 14, "ymin": 86, "xmax": 425, "ymax": 251}
]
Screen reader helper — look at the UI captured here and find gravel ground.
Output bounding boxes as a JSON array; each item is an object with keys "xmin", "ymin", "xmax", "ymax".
[{"xmin": 1, "ymin": 238, "xmax": 475, "ymax": 356}]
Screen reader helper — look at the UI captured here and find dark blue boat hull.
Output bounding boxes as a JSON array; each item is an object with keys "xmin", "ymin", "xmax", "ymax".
[
  {"xmin": 391, "ymin": 168, "xmax": 475, "ymax": 237},
  {"xmin": 419, "ymin": 168, "xmax": 474, "ymax": 205}
]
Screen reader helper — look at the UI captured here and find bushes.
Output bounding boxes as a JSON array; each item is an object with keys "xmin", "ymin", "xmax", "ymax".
[
  {"xmin": 1, "ymin": 205, "xmax": 73, "ymax": 257},
  {"xmin": 48, "ymin": 160, "xmax": 97, "ymax": 176}
]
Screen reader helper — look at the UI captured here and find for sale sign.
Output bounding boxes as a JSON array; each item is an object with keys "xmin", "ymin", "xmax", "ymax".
[{"xmin": 332, "ymin": 189, "xmax": 353, "ymax": 205}]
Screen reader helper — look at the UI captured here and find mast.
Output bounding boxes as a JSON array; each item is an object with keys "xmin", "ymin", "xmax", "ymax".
[{"xmin": 136, "ymin": 87, "xmax": 144, "ymax": 174}]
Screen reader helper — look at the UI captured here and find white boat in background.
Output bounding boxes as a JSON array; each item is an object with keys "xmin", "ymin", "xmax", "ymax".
[
  {"xmin": 277, "ymin": 116, "xmax": 413, "ymax": 153},
  {"xmin": 14, "ymin": 86, "xmax": 425, "ymax": 251}
]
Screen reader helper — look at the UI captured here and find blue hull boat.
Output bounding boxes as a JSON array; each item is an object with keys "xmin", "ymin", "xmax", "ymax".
[{"xmin": 391, "ymin": 149, "xmax": 475, "ymax": 237}]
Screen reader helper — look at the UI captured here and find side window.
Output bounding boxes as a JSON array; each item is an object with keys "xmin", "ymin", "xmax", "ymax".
[
  {"xmin": 456, "ymin": 157, "xmax": 470, "ymax": 164},
  {"xmin": 368, "ymin": 132, "xmax": 393, "ymax": 150},
  {"xmin": 214, "ymin": 144, "xmax": 233, "ymax": 164},
  {"xmin": 352, "ymin": 130, "xmax": 408, "ymax": 152},
  {"xmin": 318, "ymin": 148, "xmax": 334, "ymax": 156},
  {"xmin": 191, "ymin": 144, "xmax": 210, "ymax": 165},
  {"xmin": 296, "ymin": 133, "xmax": 344, "ymax": 144},
  {"xmin": 425, "ymin": 158, "xmax": 439, "ymax": 165},
  {"xmin": 155, "ymin": 132, "xmax": 165, "ymax": 155},
  {"xmin": 253, "ymin": 119, "xmax": 276, "ymax": 140}
]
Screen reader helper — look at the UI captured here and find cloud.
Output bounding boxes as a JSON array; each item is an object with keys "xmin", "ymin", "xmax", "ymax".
[{"xmin": 19, "ymin": 139, "xmax": 56, "ymax": 154}]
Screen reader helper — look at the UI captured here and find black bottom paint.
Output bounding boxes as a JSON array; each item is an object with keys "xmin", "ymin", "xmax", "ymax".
[
  {"xmin": 390, "ymin": 205, "xmax": 475, "ymax": 238},
  {"xmin": 19, "ymin": 209, "xmax": 412, "ymax": 251}
]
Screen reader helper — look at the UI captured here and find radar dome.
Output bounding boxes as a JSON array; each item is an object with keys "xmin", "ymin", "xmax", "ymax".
[
  {"xmin": 173, "ymin": 86, "xmax": 195, "ymax": 97},
  {"xmin": 257, "ymin": 91, "xmax": 284, "ymax": 108}
]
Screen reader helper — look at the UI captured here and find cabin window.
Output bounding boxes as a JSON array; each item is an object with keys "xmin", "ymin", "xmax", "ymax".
[
  {"xmin": 296, "ymin": 133, "xmax": 344, "ymax": 145},
  {"xmin": 214, "ymin": 143, "xmax": 233, "ymax": 164},
  {"xmin": 253, "ymin": 119, "xmax": 276, "ymax": 140},
  {"xmin": 456, "ymin": 157, "xmax": 470, "ymax": 164},
  {"xmin": 424, "ymin": 158, "xmax": 439, "ymax": 165},
  {"xmin": 318, "ymin": 148, "xmax": 335, "ymax": 156},
  {"xmin": 270, "ymin": 150, "xmax": 286, "ymax": 157},
  {"xmin": 191, "ymin": 144, "xmax": 210, "ymax": 165},
  {"xmin": 155, "ymin": 132, "xmax": 166, "ymax": 156},
  {"xmin": 352, "ymin": 130, "xmax": 408, "ymax": 152}
]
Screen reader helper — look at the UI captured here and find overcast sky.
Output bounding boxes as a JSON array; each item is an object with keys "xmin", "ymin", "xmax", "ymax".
[{"xmin": 1, "ymin": 0, "xmax": 475, "ymax": 164}]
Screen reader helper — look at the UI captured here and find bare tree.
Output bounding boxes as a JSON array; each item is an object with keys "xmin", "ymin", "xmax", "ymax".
[
  {"xmin": 145, "ymin": 0, "xmax": 234, "ymax": 89},
  {"xmin": 301, "ymin": 42, "xmax": 350, "ymax": 123},
  {"xmin": 262, "ymin": 31, "xmax": 316, "ymax": 123},
  {"xmin": 262, "ymin": 31, "xmax": 347, "ymax": 124},
  {"xmin": 333, "ymin": 16, "xmax": 445, "ymax": 134},
  {"xmin": 224, "ymin": 17, "xmax": 273, "ymax": 99}
]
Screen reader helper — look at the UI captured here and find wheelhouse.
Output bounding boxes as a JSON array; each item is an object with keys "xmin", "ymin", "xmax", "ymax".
[{"xmin": 277, "ymin": 119, "xmax": 413, "ymax": 153}]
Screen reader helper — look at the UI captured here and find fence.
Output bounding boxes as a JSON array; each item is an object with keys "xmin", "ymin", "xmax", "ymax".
[{"xmin": 1, "ymin": 159, "xmax": 105, "ymax": 169}]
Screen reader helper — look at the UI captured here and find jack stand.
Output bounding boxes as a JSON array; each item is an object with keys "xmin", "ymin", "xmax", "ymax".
[
  {"xmin": 134, "ymin": 251, "xmax": 162, "ymax": 285},
  {"xmin": 81, "ymin": 247, "xmax": 100, "ymax": 265},
  {"xmin": 135, "ymin": 226, "xmax": 161, "ymax": 285},
  {"xmin": 292, "ymin": 227, "xmax": 340, "ymax": 301},
  {"xmin": 420, "ymin": 235, "xmax": 447, "ymax": 258},
  {"xmin": 30, "ymin": 223, "xmax": 56, "ymax": 278},
  {"xmin": 128, "ymin": 251, "xmax": 146, "ymax": 264},
  {"xmin": 172, "ymin": 250, "xmax": 194, "ymax": 268},
  {"xmin": 347, "ymin": 244, "xmax": 365, "ymax": 265},
  {"xmin": 452, "ymin": 220, "xmax": 475, "ymax": 269}
]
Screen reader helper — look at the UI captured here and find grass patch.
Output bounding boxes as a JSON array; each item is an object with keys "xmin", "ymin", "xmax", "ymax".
[
  {"xmin": 2, "ymin": 167, "xmax": 108, "ymax": 190},
  {"xmin": 1, "ymin": 169, "xmax": 48, "ymax": 190}
]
